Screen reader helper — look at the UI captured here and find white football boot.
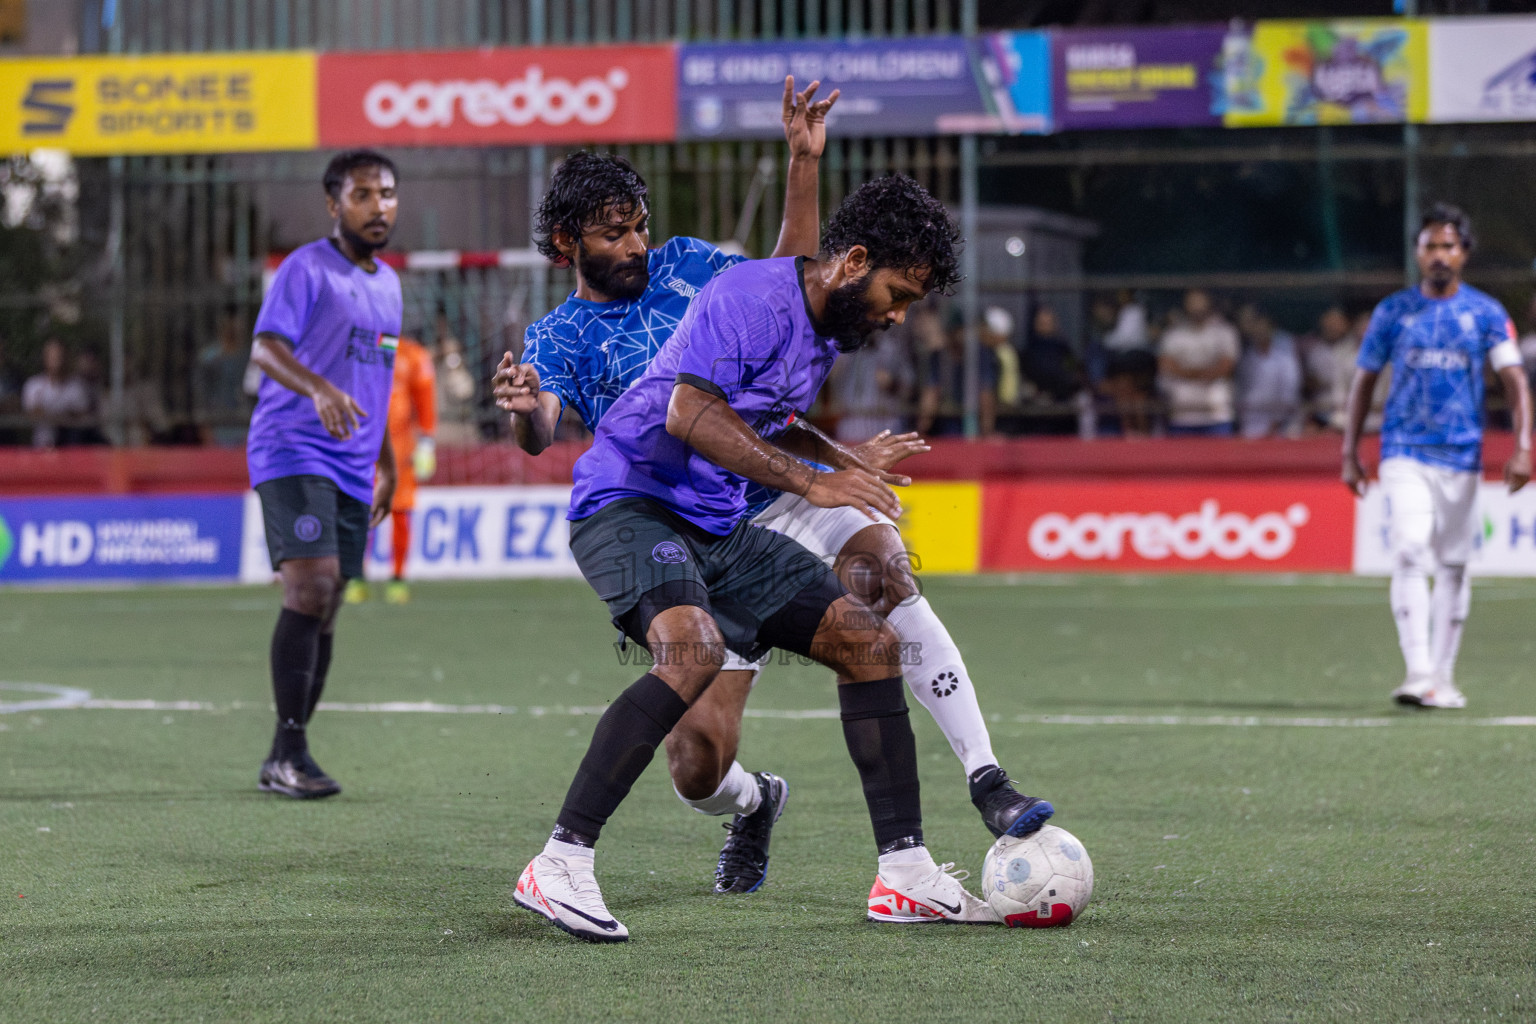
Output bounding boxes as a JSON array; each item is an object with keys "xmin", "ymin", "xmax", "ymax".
[
  {"xmin": 514, "ymin": 853, "xmax": 629, "ymax": 943},
  {"xmin": 1420, "ymin": 680, "xmax": 1467, "ymax": 709},
  {"xmin": 1390, "ymin": 672, "xmax": 1436, "ymax": 707},
  {"xmin": 867, "ymin": 862, "xmax": 998, "ymax": 925}
]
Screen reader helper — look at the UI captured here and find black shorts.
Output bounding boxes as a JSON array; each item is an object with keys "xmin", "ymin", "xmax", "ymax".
[
  {"xmin": 256, "ymin": 474, "xmax": 370, "ymax": 579},
  {"xmin": 569, "ymin": 498, "xmax": 845, "ymax": 662}
]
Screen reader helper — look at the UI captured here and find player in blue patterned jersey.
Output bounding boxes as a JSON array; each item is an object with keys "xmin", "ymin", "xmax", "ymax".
[
  {"xmin": 496, "ymin": 93, "xmax": 1052, "ymax": 903},
  {"xmin": 1343, "ymin": 202, "xmax": 1531, "ymax": 710}
]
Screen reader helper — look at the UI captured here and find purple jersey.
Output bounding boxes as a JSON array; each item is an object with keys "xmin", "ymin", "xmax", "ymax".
[
  {"xmin": 569, "ymin": 257, "xmax": 837, "ymax": 534},
  {"xmin": 247, "ymin": 239, "xmax": 403, "ymax": 503}
]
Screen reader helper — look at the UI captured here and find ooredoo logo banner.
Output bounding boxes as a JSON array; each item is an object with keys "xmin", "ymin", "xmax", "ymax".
[
  {"xmin": 318, "ymin": 45, "xmax": 676, "ymax": 147},
  {"xmin": 982, "ymin": 480, "xmax": 1354, "ymax": 572}
]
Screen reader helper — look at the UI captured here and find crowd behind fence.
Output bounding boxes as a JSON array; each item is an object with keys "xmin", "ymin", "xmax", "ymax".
[{"xmin": 4, "ymin": 283, "xmax": 1531, "ymax": 451}]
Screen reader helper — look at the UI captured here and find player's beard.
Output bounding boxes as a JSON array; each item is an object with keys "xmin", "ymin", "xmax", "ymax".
[
  {"xmin": 578, "ymin": 243, "xmax": 649, "ymax": 301},
  {"xmin": 821, "ymin": 274, "xmax": 886, "ymax": 352},
  {"xmin": 339, "ymin": 220, "xmax": 391, "ymax": 258}
]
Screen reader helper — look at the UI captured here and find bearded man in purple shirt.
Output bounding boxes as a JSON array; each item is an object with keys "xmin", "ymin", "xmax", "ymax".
[
  {"xmin": 514, "ymin": 177, "xmax": 1003, "ymax": 943},
  {"xmin": 246, "ymin": 150, "xmax": 402, "ymax": 799}
]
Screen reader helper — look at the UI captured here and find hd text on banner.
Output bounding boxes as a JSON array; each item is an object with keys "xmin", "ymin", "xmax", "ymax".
[
  {"xmin": 0, "ymin": 494, "xmax": 244, "ymax": 584},
  {"xmin": 0, "ymin": 52, "xmax": 316, "ymax": 156}
]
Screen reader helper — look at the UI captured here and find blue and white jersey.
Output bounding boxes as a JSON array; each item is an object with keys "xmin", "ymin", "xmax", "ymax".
[
  {"xmin": 1359, "ymin": 285, "xmax": 1519, "ymax": 472},
  {"xmin": 523, "ymin": 236, "xmax": 745, "ymax": 431}
]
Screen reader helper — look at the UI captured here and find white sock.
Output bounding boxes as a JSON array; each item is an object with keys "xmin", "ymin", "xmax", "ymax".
[
  {"xmin": 884, "ymin": 596, "xmax": 998, "ymax": 778},
  {"xmin": 1390, "ymin": 556, "xmax": 1434, "ymax": 679},
  {"xmin": 543, "ymin": 837, "xmax": 594, "ymax": 866},
  {"xmin": 674, "ymin": 761, "xmax": 762, "ymax": 817},
  {"xmin": 1430, "ymin": 563, "xmax": 1471, "ymax": 683},
  {"xmin": 877, "ymin": 844, "xmax": 937, "ymax": 886}
]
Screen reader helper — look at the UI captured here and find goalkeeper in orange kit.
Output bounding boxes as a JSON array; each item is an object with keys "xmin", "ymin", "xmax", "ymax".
[{"xmin": 347, "ymin": 335, "xmax": 437, "ymax": 604}]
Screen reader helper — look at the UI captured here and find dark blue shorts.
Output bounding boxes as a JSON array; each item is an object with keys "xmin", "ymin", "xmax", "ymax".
[{"xmin": 256, "ymin": 474, "xmax": 370, "ymax": 579}]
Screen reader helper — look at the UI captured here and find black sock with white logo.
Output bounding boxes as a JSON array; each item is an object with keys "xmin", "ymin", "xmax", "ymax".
[
  {"xmin": 554, "ymin": 673, "xmax": 690, "ymax": 842},
  {"xmin": 269, "ymin": 608, "xmax": 321, "ymax": 760},
  {"xmin": 839, "ymin": 676, "xmax": 924, "ymax": 852}
]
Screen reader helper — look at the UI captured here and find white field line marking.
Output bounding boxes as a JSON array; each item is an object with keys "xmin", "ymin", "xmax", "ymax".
[{"xmin": 8, "ymin": 686, "xmax": 1536, "ymax": 728}]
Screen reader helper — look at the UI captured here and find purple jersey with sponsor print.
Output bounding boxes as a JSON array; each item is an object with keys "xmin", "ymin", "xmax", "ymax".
[
  {"xmin": 569, "ymin": 257, "xmax": 838, "ymax": 534},
  {"xmin": 247, "ymin": 238, "xmax": 403, "ymax": 503}
]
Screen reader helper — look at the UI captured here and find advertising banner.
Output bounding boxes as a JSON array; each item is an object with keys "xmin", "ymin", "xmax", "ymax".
[
  {"xmin": 1429, "ymin": 16, "xmax": 1536, "ymax": 123},
  {"xmin": 1053, "ymin": 26, "xmax": 1225, "ymax": 130},
  {"xmin": 317, "ymin": 45, "xmax": 676, "ymax": 148},
  {"xmin": 1224, "ymin": 19, "xmax": 1428, "ymax": 127},
  {"xmin": 1352, "ymin": 480, "xmax": 1536, "ymax": 576},
  {"xmin": 0, "ymin": 52, "xmax": 317, "ymax": 156},
  {"xmin": 894, "ymin": 482, "xmax": 981, "ymax": 575},
  {"xmin": 677, "ymin": 35, "xmax": 1046, "ymax": 139},
  {"xmin": 240, "ymin": 487, "xmax": 581, "ymax": 584},
  {"xmin": 0, "ymin": 495, "xmax": 244, "ymax": 584},
  {"xmin": 981, "ymin": 480, "xmax": 1354, "ymax": 573}
]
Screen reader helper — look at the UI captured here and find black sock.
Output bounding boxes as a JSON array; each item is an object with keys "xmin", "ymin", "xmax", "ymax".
[
  {"xmin": 269, "ymin": 608, "xmax": 321, "ymax": 759},
  {"xmin": 554, "ymin": 673, "xmax": 690, "ymax": 843},
  {"xmin": 305, "ymin": 632, "xmax": 334, "ymax": 723},
  {"xmin": 839, "ymin": 676, "xmax": 924, "ymax": 853}
]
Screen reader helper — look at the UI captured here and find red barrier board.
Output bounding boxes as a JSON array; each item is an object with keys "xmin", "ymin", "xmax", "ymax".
[
  {"xmin": 317, "ymin": 45, "xmax": 676, "ymax": 147},
  {"xmin": 981, "ymin": 479, "xmax": 1354, "ymax": 572}
]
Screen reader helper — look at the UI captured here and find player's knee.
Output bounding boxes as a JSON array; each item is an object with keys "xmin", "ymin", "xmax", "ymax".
[
  {"xmin": 815, "ymin": 598, "xmax": 903, "ymax": 675},
  {"xmin": 284, "ymin": 570, "xmax": 340, "ymax": 618},
  {"xmin": 1394, "ymin": 542, "xmax": 1433, "ymax": 575},
  {"xmin": 647, "ymin": 605, "xmax": 725, "ymax": 700},
  {"xmin": 665, "ymin": 725, "xmax": 730, "ymax": 799}
]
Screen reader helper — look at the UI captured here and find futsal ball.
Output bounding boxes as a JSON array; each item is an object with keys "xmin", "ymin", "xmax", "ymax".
[{"xmin": 983, "ymin": 824, "xmax": 1094, "ymax": 928}]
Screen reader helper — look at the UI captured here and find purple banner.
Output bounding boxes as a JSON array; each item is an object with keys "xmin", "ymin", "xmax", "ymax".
[
  {"xmin": 678, "ymin": 36, "xmax": 998, "ymax": 139},
  {"xmin": 1053, "ymin": 27, "xmax": 1225, "ymax": 130}
]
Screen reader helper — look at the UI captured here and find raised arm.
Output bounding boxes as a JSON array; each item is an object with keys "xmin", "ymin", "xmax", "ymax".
[
  {"xmin": 665, "ymin": 380, "xmax": 900, "ymax": 520},
  {"xmin": 769, "ymin": 77, "xmax": 838, "ymax": 260}
]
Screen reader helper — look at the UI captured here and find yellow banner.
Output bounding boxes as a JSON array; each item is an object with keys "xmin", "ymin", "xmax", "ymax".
[
  {"xmin": 0, "ymin": 52, "xmax": 316, "ymax": 156},
  {"xmin": 1223, "ymin": 19, "xmax": 1428, "ymax": 127},
  {"xmin": 895, "ymin": 482, "xmax": 980, "ymax": 575}
]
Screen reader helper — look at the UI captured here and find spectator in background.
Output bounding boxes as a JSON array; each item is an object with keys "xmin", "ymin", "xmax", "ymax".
[
  {"xmin": 1235, "ymin": 304, "xmax": 1302, "ymax": 439},
  {"xmin": 198, "ymin": 307, "xmax": 255, "ymax": 446},
  {"xmin": 0, "ymin": 335, "xmax": 23, "ymax": 439},
  {"xmin": 979, "ymin": 306, "xmax": 1021, "ymax": 436},
  {"xmin": 1298, "ymin": 306, "xmax": 1357, "ymax": 432},
  {"xmin": 22, "ymin": 337, "xmax": 90, "ymax": 448},
  {"xmin": 1020, "ymin": 303, "xmax": 1087, "ymax": 436},
  {"xmin": 1157, "ymin": 289, "xmax": 1239, "ymax": 436},
  {"xmin": 434, "ymin": 315, "xmax": 479, "ymax": 444},
  {"xmin": 1518, "ymin": 295, "xmax": 1536, "ymax": 389},
  {"xmin": 100, "ymin": 351, "xmax": 173, "ymax": 446},
  {"xmin": 70, "ymin": 348, "xmax": 109, "ymax": 445},
  {"xmin": 915, "ymin": 302, "xmax": 979, "ymax": 437},
  {"xmin": 827, "ymin": 315, "xmax": 915, "ymax": 443},
  {"xmin": 1094, "ymin": 291, "xmax": 1157, "ymax": 436}
]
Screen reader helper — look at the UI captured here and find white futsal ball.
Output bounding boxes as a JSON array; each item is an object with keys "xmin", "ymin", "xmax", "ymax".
[{"xmin": 982, "ymin": 824, "xmax": 1094, "ymax": 928}]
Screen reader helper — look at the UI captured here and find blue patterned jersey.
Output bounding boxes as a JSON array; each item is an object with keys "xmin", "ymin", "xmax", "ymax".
[
  {"xmin": 1358, "ymin": 285, "xmax": 1516, "ymax": 472},
  {"xmin": 523, "ymin": 237, "xmax": 746, "ymax": 432}
]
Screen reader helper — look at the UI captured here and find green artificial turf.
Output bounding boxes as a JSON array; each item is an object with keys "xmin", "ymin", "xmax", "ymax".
[{"xmin": 3, "ymin": 575, "xmax": 1536, "ymax": 1023}]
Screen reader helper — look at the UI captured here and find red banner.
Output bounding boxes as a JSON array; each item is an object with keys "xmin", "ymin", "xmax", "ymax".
[
  {"xmin": 317, "ymin": 45, "xmax": 676, "ymax": 147},
  {"xmin": 981, "ymin": 480, "xmax": 1354, "ymax": 572}
]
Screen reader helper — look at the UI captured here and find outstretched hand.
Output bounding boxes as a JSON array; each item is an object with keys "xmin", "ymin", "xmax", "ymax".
[
  {"xmin": 805, "ymin": 467, "xmax": 903, "ymax": 522},
  {"xmin": 848, "ymin": 430, "xmax": 930, "ymax": 486},
  {"xmin": 1506, "ymin": 448, "xmax": 1531, "ymax": 494},
  {"xmin": 1341, "ymin": 455, "xmax": 1369, "ymax": 498},
  {"xmin": 782, "ymin": 76, "xmax": 839, "ymax": 160},
  {"xmin": 492, "ymin": 352, "xmax": 543, "ymax": 414}
]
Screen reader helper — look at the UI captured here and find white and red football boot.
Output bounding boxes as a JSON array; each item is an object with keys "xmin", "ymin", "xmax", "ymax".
[
  {"xmin": 867, "ymin": 862, "xmax": 998, "ymax": 924},
  {"xmin": 514, "ymin": 853, "xmax": 629, "ymax": 943}
]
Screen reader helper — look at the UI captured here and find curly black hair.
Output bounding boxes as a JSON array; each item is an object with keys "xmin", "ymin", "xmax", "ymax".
[
  {"xmin": 1420, "ymin": 201, "xmax": 1475, "ymax": 252},
  {"xmin": 820, "ymin": 175, "xmax": 962, "ymax": 294},
  {"xmin": 323, "ymin": 149, "xmax": 397, "ymax": 199},
  {"xmin": 533, "ymin": 151, "xmax": 649, "ymax": 265}
]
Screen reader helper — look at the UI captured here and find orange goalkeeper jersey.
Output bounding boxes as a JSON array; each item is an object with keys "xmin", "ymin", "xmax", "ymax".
[{"xmin": 389, "ymin": 337, "xmax": 437, "ymax": 511}]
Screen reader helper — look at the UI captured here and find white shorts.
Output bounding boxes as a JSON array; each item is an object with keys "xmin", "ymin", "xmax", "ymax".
[
  {"xmin": 1380, "ymin": 456, "xmax": 1479, "ymax": 567},
  {"xmin": 718, "ymin": 493, "xmax": 899, "ymax": 673}
]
